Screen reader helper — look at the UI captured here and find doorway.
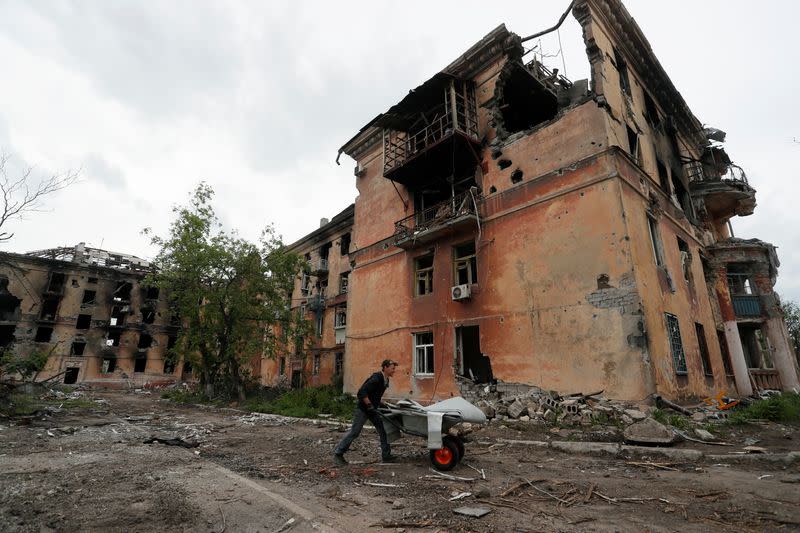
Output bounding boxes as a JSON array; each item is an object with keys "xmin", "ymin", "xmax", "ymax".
[
  {"xmin": 456, "ymin": 325, "xmax": 490, "ymax": 382},
  {"xmin": 64, "ymin": 367, "xmax": 79, "ymax": 384}
]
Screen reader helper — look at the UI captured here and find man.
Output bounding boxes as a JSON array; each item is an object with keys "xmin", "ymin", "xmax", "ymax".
[{"xmin": 333, "ymin": 359, "xmax": 397, "ymax": 465}]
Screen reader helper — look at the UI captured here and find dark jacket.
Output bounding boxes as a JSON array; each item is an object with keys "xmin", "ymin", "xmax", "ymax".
[{"xmin": 356, "ymin": 371, "xmax": 388, "ymax": 412}]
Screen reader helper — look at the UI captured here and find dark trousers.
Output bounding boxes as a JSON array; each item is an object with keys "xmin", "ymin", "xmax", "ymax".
[{"xmin": 334, "ymin": 407, "xmax": 390, "ymax": 458}]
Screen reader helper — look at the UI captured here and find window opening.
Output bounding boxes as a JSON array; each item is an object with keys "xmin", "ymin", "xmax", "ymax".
[
  {"xmin": 63, "ymin": 367, "xmax": 79, "ymax": 384},
  {"xmin": 76, "ymin": 314, "xmax": 92, "ymax": 330},
  {"xmin": 0, "ymin": 325, "xmax": 15, "ymax": 346},
  {"xmin": 643, "ymin": 92, "xmax": 659, "ymax": 125},
  {"xmin": 110, "ymin": 305, "xmax": 126, "ymax": 326},
  {"xmin": 40, "ymin": 297, "xmax": 60, "ymax": 321},
  {"xmin": 677, "ymin": 238, "xmax": 692, "ymax": 283},
  {"xmin": 87, "ymin": 277, "xmax": 98, "ymax": 284},
  {"xmin": 112, "ymin": 281, "xmax": 132, "ymax": 302},
  {"xmin": 340, "ymin": 233, "xmax": 351, "ymax": 256},
  {"xmin": 134, "ymin": 353, "xmax": 147, "ymax": 373},
  {"xmin": 71, "ymin": 341, "xmax": 86, "ymax": 356},
  {"xmin": 717, "ymin": 330, "xmax": 734, "ymax": 376},
  {"xmin": 671, "ymin": 174, "xmax": 692, "ymax": 216},
  {"xmin": 141, "ymin": 307, "xmax": 156, "ymax": 324},
  {"xmin": 145, "ymin": 286, "xmax": 160, "ymax": 300},
  {"xmin": 456, "ymin": 325, "xmax": 490, "ymax": 382},
  {"xmin": 656, "ymin": 159, "xmax": 670, "ymax": 194},
  {"xmin": 47, "ymin": 272, "xmax": 66, "ymax": 293},
  {"xmin": 414, "ymin": 254, "xmax": 434, "ymax": 296},
  {"xmin": 137, "ymin": 333, "xmax": 153, "ymax": 350},
  {"xmin": 279, "ymin": 356, "xmax": 286, "ymax": 375},
  {"xmin": 334, "ymin": 352, "xmax": 343, "ymax": 375},
  {"xmin": 339, "ymin": 272, "xmax": 349, "ymax": 294},
  {"xmin": 626, "ymin": 126, "xmax": 640, "ymax": 164},
  {"xmin": 312, "ymin": 353, "xmax": 320, "ymax": 375},
  {"xmin": 34, "ymin": 326, "xmax": 53, "ymax": 343},
  {"xmin": 695, "ymin": 323, "xmax": 713, "ymax": 376},
  {"xmin": 71, "ymin": 279, "xmax": 79, "ymax": 288},
  {"xmin": 414, "ymin": 331, "xmax": 435, "ymax": 376},
  {"xmin": 614, "ymin": 47, "xmax": 631, "ymax": 97},
  {"xmin": 315, "ymin": 312, "xmax": 323, "ymax": 336},
  {"xmin": 453, "ymin": 242, "xmax": 478, "ymax": 285},
  {"xmin": 334, "ymin": 307, "xmax": 347, "ymax": 329},
  {"xmin": 101, "ymin": 356, "xmax": 117, "ymax": 373},
  {"xmin": 665, "ymin": 313, "xmax": 687, "ymax": 374},
  {"xmin": 106, "ymin": 329, "xmax": 122, "ymax": 347},
  {"xmin": 82, "ymin": 290, "xmax": 97, "ymax": 305},
  {"xmin": 647, "ymin": 215, "xmax": 665, "ymax": 267}
]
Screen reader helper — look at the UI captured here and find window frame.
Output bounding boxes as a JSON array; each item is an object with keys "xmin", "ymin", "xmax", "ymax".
[
  {"xmin": 334, "ymin": 352, "xmax": 344, "ymax": 375},
  {"xmin": 312, "ymin": 353, "xmax": 320, "ymax": 375},
  {"xmin": 339, "ymin": 271, "xmax": 349, "ymax": 294},
  {"xmin": 665, "ymin": 313, "xmax": 687, "ymax": 375},
  {"xmin": 453, "ymin": 241, "xmax": 478, "ymax": 286},
  {"xmin": 695, "ymin": 322, "xmax": 713, "ymax": 377},
  {"xmin": 647, "ymin": 214, "xmax": 665, "ymax": 267},
  {"xmin": 334, "ymin": 306, "xmax": 346, "ymax": 329},
  {"xmin": 413, "ymin": 331, "xmax": 435, "ymax": 376},
  {"xmin": 414, "ymin": 254, "xmax": 434, "ymax": 297}
]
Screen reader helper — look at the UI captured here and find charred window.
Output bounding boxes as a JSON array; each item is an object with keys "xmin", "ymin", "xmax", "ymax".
[
  {"xmin": 40, "ymin": 297, "xmax": 60, "ymax": 321},
  {"xmin": 76, "ymin": 314, "xmax": 92, "ymax": 330},
  {"xmin": 112, "ymin": 281, "xmax": 132, "ymax": 302},
  {"xmin": 34, "ymin": 326, "xmax": 53, "ymax": 342},
  {"xmin": 495, "ymin": 62, "xmax": 559, "ymax": 136},
  {"xmin": 643, "ymin": 91, "xmax": 659, "ymax": 125},
  {"xmin": 70, "ymin": 341, "xmax": 86, "ymax": 356},
  {"xmin": 101, "ymin": 356, "xmax": 117, "ymax": 373},
  {"xmin": 414, "ymin": 254, "xmax": 434, "ymax": 296},
  {"xmin": 614, "ymin": 48, "xmax": 631, "ymax": 98},
  {"xmin": 340, "ymin": 233, "xmax": 351, "ymax": 256},
  {"xmin": 137, "ymin": 333, "xmax": 153, "ymax": 350},
  {"xmin": 627, "ymin": 126, "xmax": 640, "ymax": 164},
  {"xmin": 671, "ymin": 173, "xmax": 693, "ymax": 217},
  {"xmin": 47, "ymin": 272, "xmax": 66, "ymax": 293},
  {"xmin": 106, "ymin": 330, "xmax": 122, "ymax": 347},
  {"xmin": 453, "ymin": 242, "xmax": 477, "ymax": 285},
  {"xmin": 82, "ymin": 290, "xmax": 97, "ymax": 305},
  {"xmin": 695, "ymin": 323, "xmax": 713, "ymax": 377},
  {"xmin": 110, "ymin": 305, "xmax": 127, "ymax": 326},
  {"xmin": 656, "ymin": 159, "xmax": 670, "ymax": 194},
  {"xmin": 134, "ymin": 353, "xmax": 147, "ymax": 373}
]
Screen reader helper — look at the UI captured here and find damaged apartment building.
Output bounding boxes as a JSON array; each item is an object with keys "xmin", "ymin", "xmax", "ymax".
[
  {"xmin": 0, "ymin": 243, "xmax": 182, "ymax": 386},
  {"xmin": 262, "ymin": 206, "xmax": 353, "ymax": 388},
  {"xmin": 321, "ymin": 0, "xmax": 800, "ymax": 403}
]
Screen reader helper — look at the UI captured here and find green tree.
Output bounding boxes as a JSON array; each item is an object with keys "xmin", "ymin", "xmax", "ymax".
[
  {"xmin": 781, "ymin": 298, "xmax": 800, "ymax": 364},
  {"xmin": 145, "ymin": 183, "xmax": 309, "ymax": 400}
]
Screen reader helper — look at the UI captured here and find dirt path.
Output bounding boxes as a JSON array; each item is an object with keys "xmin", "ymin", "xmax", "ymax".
[{"xmin": 1, "ymin": 390, "xmax": 798, "ymax": 532}]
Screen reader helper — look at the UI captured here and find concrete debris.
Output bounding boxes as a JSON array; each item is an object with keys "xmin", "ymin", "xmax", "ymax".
[
  {"xmin": 693, "ymin": 428, "xmax": 717, "ymax": 442},
  {"xmin": 452, "ymin": 506, "xmax": 491, "ymax": 518},
  {"xmin": 623, "ymin": 418, "xmax": 681, "ymax": 446}
]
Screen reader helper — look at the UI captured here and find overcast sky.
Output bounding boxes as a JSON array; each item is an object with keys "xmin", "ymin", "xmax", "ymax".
[{"xmin": 0, "ymin": 1, "xmax": 798, "ymax": 301}]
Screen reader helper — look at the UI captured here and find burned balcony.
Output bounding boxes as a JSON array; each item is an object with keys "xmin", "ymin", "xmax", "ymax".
[
  {"xmin": 687, "ymin": 150, "xmax": 756, "ymax": 221},
  {"xmin": 380, "ymin": 75, "xmax": 480, "ymax": 187},
  {"xmin": 309, "ymin": 257, "xmax": 328, "ymax": 275},
  {"xmin": 394, "ymin": 190, "xmax": 480, "ymax": 249}
]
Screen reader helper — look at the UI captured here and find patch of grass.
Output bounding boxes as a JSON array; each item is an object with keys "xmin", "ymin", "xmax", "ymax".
[
  {"xmin": 244, "ymin": 385, "xmax": 354, "ymax": 420},
  {"xmin": 651, "ymin": 408, "xmax": 691, "ymax": 430},
  {"xmin": 0, "ymin": 392, "xmax": 40, "ymax": 416},
  {"xmin": 726, "ymin": 393, "xmax": 800, "ymax": 425},
  {"xmin": 651, "ymin": 408, "xmax": 668, "ymax": 425},
  {"xmin": 161, "ymin": 388, "xmax": 209, "ymax": 404}
]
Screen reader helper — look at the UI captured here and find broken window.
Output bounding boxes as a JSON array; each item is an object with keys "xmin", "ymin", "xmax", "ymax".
[
  {"xmin": 671, "ymin": 173, "xmax": 693, "ymax": 216},
  {"xmin": 279, "ymin": 356, "xmax": 286, "ymax": 375},
  {"xmin": 414, "ymin": 254, "xmax": 434, "ymax": 296},
  {"xmin": 312, "ymin": 353, "xmax": 320, "ymax": 375},
  {"xmin": 334, "ymin": 352, "xmax": 343, "ymax": 375},
  {"xmin": 163, "ymin": 358, "xmax": 176, "ymax": 374},
  {"xmin": 112, "ymin": 281, "xmax": 132, "ymax": 302},
  {"xmin": 71, "ymin": 279, "xmax": 79, "ymax": 288},
  {"xmin": 101, "ymin": 356, "xmax": 117, "ymax": 373},
  {"xmin": 656, "ymin": 159, "xmax": 670, "ymax": 194},
  {"xmin": 106, "ymin": 329, "xmax": 122, "ymax": 347},
  {"xmin": 676, "ymin": 238, "xmax": 692, "ymax": 283},
  {"xmin": 300, "ymin": 273, "xmax": 310, "ymax": 295},
  {"xmin": 643, "ymin": 91, "xmax": 659, "ymax": 125},
  {"xmin": 315, "ymin": 312, "xmax": 323, "ymax": 337},
  {"xmin": 167, "ymin": 335, "xmax": 177, "ymax": 350},
  {"xmin": 134, "ymin": 354, "xmax": 147, "ymax": 373},
  {"xmin": 137, "ymin": 333, "xmax": 152, "ymax": 350},
  {"xmin": 87, "ymin": 277, "xmax": 98, "ymax": 284},
  {"xmin": 727, "ymin": 271, "xmax": 753, "ymax": 295},
  {"xmin": 647, "ymin": 215, "xmax": 665, "ymax": 267},
  {"xmin": 626, "ymin": 126, "xmax": 640, "ymax": 164},
  {"xmin": 82, "ymin": 290, "xmax": 97, "ymax": 305},
  {"xmin": 70, "ymin": 340, "xmax": 86, "ymax": 356},
  {"xmin": 414, "ymin": 332, "xmax": 434, "ymax": 376},
  {"xmin": 76, "ymin": 314, "xmax": 92, "ymax": 330},
  {"xmin": 144, "ymin": 286, "xmax": 160, "ymax": 300},
  {"xmin": 141, "ymin": 307, "xmax": 156, "ymax": 324},
  {"xmin": 182, "ymin": 360, "xmax": 193, "ymax": 375},
  {"xmin": 109, "ymin": 305, "xmax": 127, "ymax": 326},
  {"xmin": 695, "ymin": 323, "xmax": 713, "ymax": 377},
  {"xmin": 40, "ymin": 297, "xmax": 60, "ymax": 321},
  {"xmin": 47, "ymin": 272, "xmax": 66, "ymax": 293},
  {"xmin": 334, "ymin": 307, "xmax": 346, "ymax": 329},
  {"xmin": 339, "ymin": 272, "xmax": 349, "ymax": 294},
  {"xmin": 614, "ymin": 48, "xmax": 631, "ymax": 98},
  {"xmin": 340, "ymin": 233, "xmax": 351, "ymax": 256},
  {"xmin": 495, "ymin": 62, "xmax": 559, "ymax": 135},
  {"xmin": 453, "ymin": 242, "xmax": 478, "ymax": 285},
  {"xmin": 665, "ymin": 313, "xmax": 687, "ymax": 375},
  {"xmin": 34, "ymin": 326, "xmax": 53, "ymax": 343},
  {"xmin": 64, "ymin": 367, "xmax": 79, "ymax": 384},
  {"xmin": 717, "ymin": 330, "xmax": 734, "ymax": 376}
]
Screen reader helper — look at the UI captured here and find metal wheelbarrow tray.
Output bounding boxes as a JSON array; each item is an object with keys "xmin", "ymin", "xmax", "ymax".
[{"xmin": 378, "ymin": 396, "xmax": 486, "ymax": 471}]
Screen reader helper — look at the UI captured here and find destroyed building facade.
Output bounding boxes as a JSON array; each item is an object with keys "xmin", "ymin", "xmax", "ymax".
[
  {"xmin": 327, "ymin": 0, "xmax": 799, "ymax": 402},
  {"xmin": 0, "ymin": 243, "xmax": 182, "ymax": 386},
  {"xmin": 263, "ymin": 206, "xmax": 354, "ymax": 388}
]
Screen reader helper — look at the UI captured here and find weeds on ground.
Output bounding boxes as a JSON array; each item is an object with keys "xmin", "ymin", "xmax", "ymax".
[
  {"xmin": 726, "ymin": 392, "xmax": 800, "ymax": 425},
  {"xmin": 244, "ymin": 385, "xmax": 354, "ymax": 420},
  {"xmin": 0, "ymin": 390, "xmax": 97, "ymax": 417},
  {"xmin": 651, "ymin": 408, "xmax": 692, "ymax": 430}
]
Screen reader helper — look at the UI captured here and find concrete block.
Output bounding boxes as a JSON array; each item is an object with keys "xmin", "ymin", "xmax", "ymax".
[{"xmin": 623, "ymin": 418, "xmax": 681, "ymax": 445}]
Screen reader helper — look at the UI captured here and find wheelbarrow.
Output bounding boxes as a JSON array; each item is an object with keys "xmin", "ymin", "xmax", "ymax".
[{"xmin": 378, "ymin": 396, "xmax": 487, "ymax": 471}]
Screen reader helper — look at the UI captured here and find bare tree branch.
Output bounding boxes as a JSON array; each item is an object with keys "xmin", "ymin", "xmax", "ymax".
[{"xmin": 0, "ymin": 152, "xmax": 80, "ymax": 242}]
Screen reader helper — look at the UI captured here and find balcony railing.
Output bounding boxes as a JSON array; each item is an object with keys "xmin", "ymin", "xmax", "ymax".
[
  {"xmin": 732, "ymin": 294, "xmax": 762, "ymax": 317},
  {"xmin": 685, "ymin": 160, "xmax": 748, "ymax": 185},
  {"xmin": 310, "ymin": 258, "xmax": 328, "ymax": 274},
  {"xmin": 394, "ymin": 190, "xmax": 479, "ymax": 245},
  {"xmin": 383, "ymin": 81, "xmax": 478, "ymax": 176},
  {"xmin": 749, "ymin": 368, "xmax": 782, "ymax": 391}
]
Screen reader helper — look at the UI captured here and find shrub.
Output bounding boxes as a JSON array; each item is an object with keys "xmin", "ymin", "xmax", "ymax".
[
  {"xmin": 245, "ymin": 385, "xmax": 354, "ymax": 420},
  {"xmin": 727, "ymin": 393, "xmax": 800, "ymax": 425}
]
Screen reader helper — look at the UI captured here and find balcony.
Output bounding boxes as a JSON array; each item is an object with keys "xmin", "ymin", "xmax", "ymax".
[
  {"xmin": 394, "ymin": 190, "xmax": 480, "ymax": 249},
  {"xmin": 380, "ymin": 76, "xmax": 480, "ymax": 187},
  {"xmin": 307, "ymin": 293, "xmax": 326, "ymax": 312},
  {"xmin": 732, "ymin": 295, "xmax": 762, "ymax": 317},
  {"xmin": 688, "ymin": 160, "xmax": 756, "ymax": 221},
  {"xmin": 749, "ymin": 368, "xmax": 782, "ymax": 391},
  {"xmin": 309, "ymin": 258, "xmax": 328, "ymax": 275}
]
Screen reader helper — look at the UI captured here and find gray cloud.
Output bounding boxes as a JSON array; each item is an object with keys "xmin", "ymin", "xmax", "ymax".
[{"xmin": 84, "ymin": 153, "xmax": 125, "ymax": 190}]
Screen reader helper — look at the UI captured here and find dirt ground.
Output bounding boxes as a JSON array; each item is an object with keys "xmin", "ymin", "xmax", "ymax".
[{"xmin": 1, "ymin": 390, "xmax": 799, "ymax": 532}]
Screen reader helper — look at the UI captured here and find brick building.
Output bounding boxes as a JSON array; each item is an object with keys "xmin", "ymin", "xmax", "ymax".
[
  {"xmin": 0, "ymin": 243, "xmax": 182, "ymax": 387},
  {"xmin": 327, "ymin": 0, "xmax": 799, "ymax": 402}
]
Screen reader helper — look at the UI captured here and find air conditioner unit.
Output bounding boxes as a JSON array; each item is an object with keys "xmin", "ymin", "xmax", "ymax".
[{"xmin": 451, "ymin": 284, "xmax": 471, "ymax": 301}]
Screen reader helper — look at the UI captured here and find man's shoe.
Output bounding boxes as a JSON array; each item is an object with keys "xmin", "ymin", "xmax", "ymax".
[
  {"xmin": 381, "ymin": 454, "xmax": 398, "ymax": 463},
  {"xmin": 333, "ymin": 453, "xmax": 348, "ymax": 466}
]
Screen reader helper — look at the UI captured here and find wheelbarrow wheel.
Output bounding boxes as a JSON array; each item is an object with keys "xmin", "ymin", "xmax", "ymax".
[{"xmin": 430, "ymin": 437, "xmax": 460, "ymax": 471}]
